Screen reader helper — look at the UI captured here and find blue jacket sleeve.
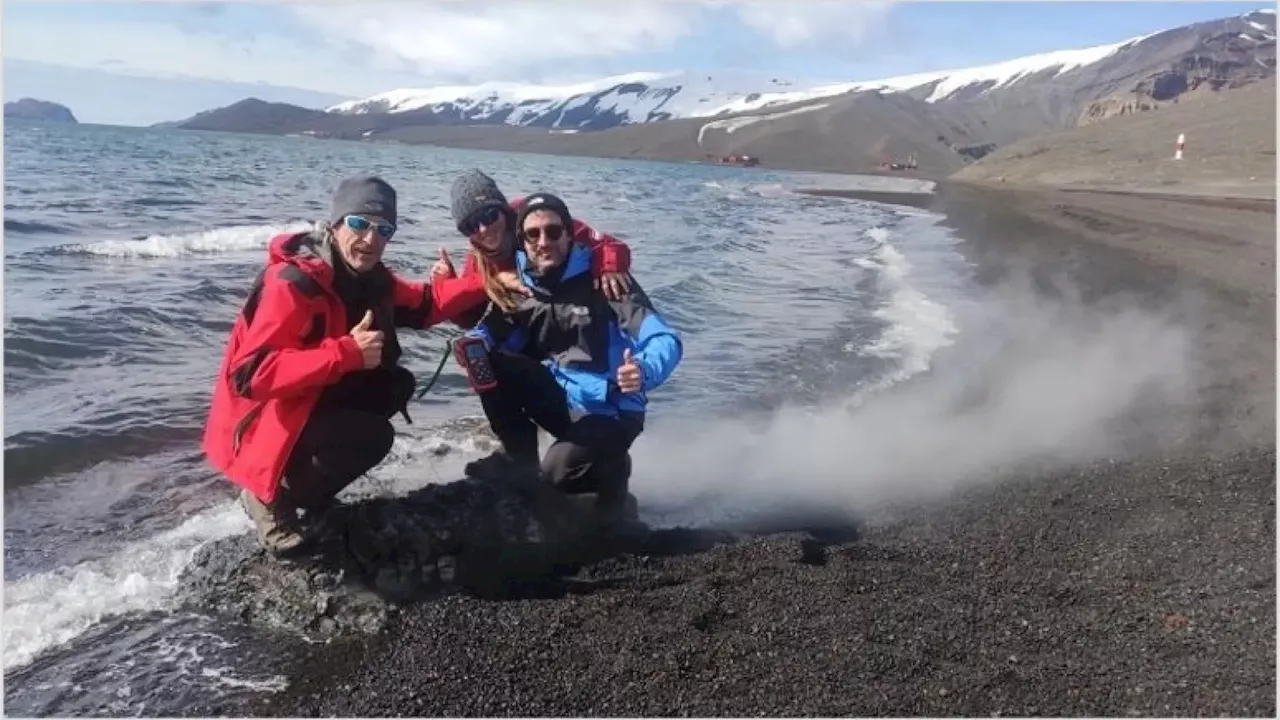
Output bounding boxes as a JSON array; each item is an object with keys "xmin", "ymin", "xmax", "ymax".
[
  {"xmin": 608, "ymin": 275, "xmax": 683, "ymax": 392},
  {"xmin": 472, "ymin": 311, "xmax": 528, "ymax": 354}
]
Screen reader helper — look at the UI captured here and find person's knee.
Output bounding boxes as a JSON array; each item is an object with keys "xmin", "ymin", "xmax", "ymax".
[
  {"xmin": 341, "ymin": 416, "xmax": 398, "ymax": 478},
  {"xmin": 368, "ymin": 418, "xmax": 396, "ymax": 465},
  {"xmin": 390, "ymin": 366, "xmax": 415, "ymax": 408},
  {"xmin": 540, "ymin": 440, "xmax": 589, "ymax": 490}
]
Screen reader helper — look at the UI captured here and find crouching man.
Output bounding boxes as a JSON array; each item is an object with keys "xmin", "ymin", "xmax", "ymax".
[
  {"xmin": 458, "ymin": 192, "xmax": 683, "ymax": 520},
  {"xmin": 203, "ymin": 175, "xmax": 523, "ymax": 555}
]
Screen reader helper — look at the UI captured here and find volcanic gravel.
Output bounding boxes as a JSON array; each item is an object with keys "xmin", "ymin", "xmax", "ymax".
[{"xmin": 260, "ymin": 447, "xmax": 1273, "ymax": 717}]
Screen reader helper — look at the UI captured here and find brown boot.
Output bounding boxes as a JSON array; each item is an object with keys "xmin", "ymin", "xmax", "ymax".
[{"xmin": 239, "ymin": 489, "xmax": 308, "ymax": 556}]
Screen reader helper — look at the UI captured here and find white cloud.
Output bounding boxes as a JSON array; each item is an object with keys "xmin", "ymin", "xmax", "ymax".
[
  {"xmin": 731, "ymin": 0, "xmax": 896, "ymax": 48},
  {"xmin": 0, "ymin": 16, "xmax": 419, "ymax": 97},
  {"xmin": 2, "ymin": 1, "xmax": 898, "ymax": 100},
  {"xmin": 288, "ymin": 0, "xmax": 703, "ymax": 84}
]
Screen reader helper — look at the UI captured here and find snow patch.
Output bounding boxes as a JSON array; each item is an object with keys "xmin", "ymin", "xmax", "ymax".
[
  {"xmin": 1245, "ymin": 19, "xmax": 1276, "ymax": 38},
  {"xmin": 696, "ymin": 103, "xmax": 830, "ymax": 146},
  {"xmin": 921, "ymin": 38, "xmax": 1143, "ymax": 102},
  {"xmin": 327, "ymin": 72, "xmax": 670, "ymax": 114}
]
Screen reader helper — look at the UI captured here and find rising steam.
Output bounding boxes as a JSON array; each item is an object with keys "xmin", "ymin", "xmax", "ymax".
[{"xmin": 630, "ymin": 267, "xmax": 1202, "ymax": 529}]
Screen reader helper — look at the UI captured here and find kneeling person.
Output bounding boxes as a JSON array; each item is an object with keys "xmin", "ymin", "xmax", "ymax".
[
  {"xmin": 460, "ymin": 193, "xmax": 683, "ymax": 517},
  {"xmin": 204, "ymin": 175, "xmax": 508, "ymax": 555}
]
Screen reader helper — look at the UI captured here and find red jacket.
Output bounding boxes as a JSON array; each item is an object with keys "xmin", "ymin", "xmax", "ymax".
[{"xmin": 202, "ymin": 231, "xmax": 489, "ymax": 504}]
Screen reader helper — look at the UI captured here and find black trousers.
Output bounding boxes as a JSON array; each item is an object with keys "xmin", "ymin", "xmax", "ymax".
[
  {"xmin": 278, "ymin": 365, "xmax": 415, "ymax": 510},
  {"xmin": 480, "ymin": 351, "xmax": 643, "ymax": 504}
]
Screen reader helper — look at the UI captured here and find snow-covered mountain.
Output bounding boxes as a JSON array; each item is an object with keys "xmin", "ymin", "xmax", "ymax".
[
  {"xmin": 174, "ymin": 7, "xmax": 1275, "ymax": 175},
  {"xmin": 326, "ymin": 69, "xmax": 825, "ymax": 129},
  {"xmin": 322, "ymin": 23, "xmax": 1178, "ymax": 129}
]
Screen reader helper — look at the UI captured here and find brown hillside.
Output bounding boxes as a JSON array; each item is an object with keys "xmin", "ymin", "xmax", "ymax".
[{"xmin": 953, "ymin": 80, "xmax": 1277, "ymax": 198}]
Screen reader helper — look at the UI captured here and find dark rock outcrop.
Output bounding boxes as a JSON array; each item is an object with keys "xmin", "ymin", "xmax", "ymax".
[
  {"xmin": 175, "ymin": 475, "xmax": 745, "ymax": 641},
  {"xmin": 4, "ymin": 98, "xmax": 77, "ymax": 123}
]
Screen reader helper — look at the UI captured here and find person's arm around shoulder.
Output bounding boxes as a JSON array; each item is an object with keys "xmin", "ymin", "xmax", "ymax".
[
  {"xmin": 388, "ymin": 266, "xmax": 488, "ymax": 329},
  {"xmin": 391, "ymin": 251, "xmax": 531, "ymax": 330},
  {"xmin": 607, "ymin": 275, "xmax": 682, "ymax": 392},
  {"xmin": 573, "ymin": 218, "xmax": 633, "ymax": 300},
  {"xmin": 228, "ymin": 264, "xmax": 368, "ymax": 401}
]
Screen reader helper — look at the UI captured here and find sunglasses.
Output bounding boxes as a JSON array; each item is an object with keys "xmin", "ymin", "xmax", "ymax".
[
  {"xmin": 344, "ymin": 214, "xmax": 396, "ymax": 239},
  {"xmin": 522, "ymin": 224, "xmax": 565, "ymax": 243},
  {"xmin": 460, "ymin": 206, "xmax": 503, "ymax": 236}
]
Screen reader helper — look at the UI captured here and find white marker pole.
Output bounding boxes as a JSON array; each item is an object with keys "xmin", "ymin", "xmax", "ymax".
[{"xmin": 1174, "ymin": 133, "xmax": 1185, "ymax": 160}]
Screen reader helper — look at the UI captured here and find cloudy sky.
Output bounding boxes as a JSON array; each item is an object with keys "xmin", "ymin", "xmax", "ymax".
[{"xmin": 2, "ymin": 1, "xmax": 1263, "ymax": 126}]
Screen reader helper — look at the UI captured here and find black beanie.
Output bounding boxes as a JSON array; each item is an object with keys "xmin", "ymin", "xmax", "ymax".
[
  {"xmin": 331, "ymin": 174, "xmax": 397, "ymax": 226},
  {"xmin": 515, "ymin": 192, "xmax": 573, "ymax": 235},
  {"xmin": 450, "ymin": 169, "xmax": 509, "ymax": 233}
]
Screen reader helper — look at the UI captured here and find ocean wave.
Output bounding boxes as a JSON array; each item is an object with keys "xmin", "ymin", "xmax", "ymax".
[
  {"xmin": 43, "ymin": 222, "xmax": 314, "ymax": 259},
  {"xmin": 2, "ymin": 504, "xmax": 250, "ymax": 671},
  {"xmin": 5, "ymin": 218, "xmax": 75, "ymax": 235},
  {"xmin": 849, "ymin": 223, "xmax": 961, "ymax": 396}
]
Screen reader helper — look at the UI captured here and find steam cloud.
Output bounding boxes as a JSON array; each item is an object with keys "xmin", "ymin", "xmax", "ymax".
[{"xmin": 630, "ymin": 268, "xmax": 1203, "ymax": 529}]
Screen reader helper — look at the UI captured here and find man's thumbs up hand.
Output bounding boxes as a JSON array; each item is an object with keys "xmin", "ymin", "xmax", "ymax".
[
  {"xmin": 353, "ymin": 309, "xmax": 374, "ymax": 332},
  {"xmin": 350, "ymin": 310, "xmax": 383, "ymax": 369},
  {"xmin": 617, "ymin": 347, "xmax": 643, "ymax": 394}
]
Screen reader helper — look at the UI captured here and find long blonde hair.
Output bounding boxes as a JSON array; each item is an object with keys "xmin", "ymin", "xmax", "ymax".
[{"xmin": 473, "ymin": 247, "xmax": 521, "ymax": 313}]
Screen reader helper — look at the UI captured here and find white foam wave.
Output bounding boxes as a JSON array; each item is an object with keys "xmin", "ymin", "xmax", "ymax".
[
  {"xmin": 341, "ymin": 421, "xmax": 500, "ymax": 500},
  {"xmin": 843, "ymin": 225, "xmax": 960, "ymax": 408},
  {"xmin": 3, "ymin": 503, "xmax": 250, "ymax": 671},
  {"xmin": 63, "ymin": 222, "xmax": 313, "ymax": 259},
  {"xmin": 853, "ymin": 225, "xmax": 959, "ymax": 386}
]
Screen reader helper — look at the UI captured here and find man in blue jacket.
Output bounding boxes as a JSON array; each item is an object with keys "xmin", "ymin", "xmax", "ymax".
[{"xmin": 457, "ymin": 192, "xmax": 683, "ymax": 520}]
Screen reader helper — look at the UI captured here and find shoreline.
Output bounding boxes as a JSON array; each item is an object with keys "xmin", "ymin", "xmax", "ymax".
[
  {"xmin": 241, "ymin": 180, "xmax": 1277, "ymax": 718},
  {"xmin": 792, "ymin": 187, "xmax": 940, "ymax": 211}
]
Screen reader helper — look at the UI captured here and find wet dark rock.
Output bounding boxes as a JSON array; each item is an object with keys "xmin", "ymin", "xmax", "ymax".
[{"xmin": 176, "ymin": 476, "xmax": 744, "ymax": 640}]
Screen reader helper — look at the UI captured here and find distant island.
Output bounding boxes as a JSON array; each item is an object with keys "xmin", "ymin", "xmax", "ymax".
[{"xmin": 5, "ymin": 98, "xmax": 78, "ymax": 124}]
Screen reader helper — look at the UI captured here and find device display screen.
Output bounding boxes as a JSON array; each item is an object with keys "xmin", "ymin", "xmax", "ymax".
[{"xmin": 463, "ymin": 340, "xmax": 488, "ymax": 364}]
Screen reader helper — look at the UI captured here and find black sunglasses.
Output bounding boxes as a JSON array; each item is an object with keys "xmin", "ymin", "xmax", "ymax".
[
  {"xmin": 522, "ymin": 224, "xmax": 565, "ymax": 242},
  {"xmin": 459, "ymin": 206, "xmax": 503, "ymax": 236}
]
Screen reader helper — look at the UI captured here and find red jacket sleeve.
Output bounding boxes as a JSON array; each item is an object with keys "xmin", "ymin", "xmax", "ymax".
[
  {"xmin": 388, "ymin": 270, "xmax": 490, "ymax": 328},
  {"xmin": 451, "ymin": 252, "xmax": 489, "ymax": 330},
  {"xmin": 427, "ymin": 273, "xmax": 490, "ymax": 325},
  {"xmin": 571, "ymin": 219, "xmax": 631, "ymax": 276},
  {"xmin": 228, "ymin": 268, "xmax": 364, "ymax": 401}
]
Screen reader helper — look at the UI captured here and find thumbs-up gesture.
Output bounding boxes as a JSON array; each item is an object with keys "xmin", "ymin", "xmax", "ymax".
[
  {"xmin": 431, "ymin": 247, "xmax": 456, "ymax": 279},
  {"xmin": 350, "ymin": 309, "xmax": 384, "ymax": 369},
  {"xmin": 616, "ymin": 347, "xmax": 643, "ymax": 394}
]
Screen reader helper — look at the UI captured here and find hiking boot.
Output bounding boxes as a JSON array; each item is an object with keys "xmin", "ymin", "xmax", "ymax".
[
  {"xmin": 464, "ymin": 449, "xmax": 541, "ymax": 485},
  {"xmin": 239, "ymin": 489, "xmax": 308, "ymax": 556}
]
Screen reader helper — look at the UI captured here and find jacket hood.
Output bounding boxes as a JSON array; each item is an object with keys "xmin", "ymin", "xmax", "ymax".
[{"xmin": 267, "ymin": 229, "xmax": 335, "ymax": 287}]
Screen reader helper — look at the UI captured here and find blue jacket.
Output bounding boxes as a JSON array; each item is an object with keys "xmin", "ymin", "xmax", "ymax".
[{"xmin": 466, "ymin": 244, "xmax": 683, "ymax": 417}]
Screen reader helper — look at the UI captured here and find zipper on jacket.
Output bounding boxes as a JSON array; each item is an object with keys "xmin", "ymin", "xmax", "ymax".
[{"xmin": 231, "ymin": 402, "xmax": 267, "ymax": 457}]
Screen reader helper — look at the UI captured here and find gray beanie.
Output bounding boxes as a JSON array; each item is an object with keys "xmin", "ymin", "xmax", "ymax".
[
  {"xmin": 330, "ymin": 174, "xmax": 397, "ymax": 226},
  {"xmin": 450, "ymin": 169, "xmax": 509, "ymax": 233}
]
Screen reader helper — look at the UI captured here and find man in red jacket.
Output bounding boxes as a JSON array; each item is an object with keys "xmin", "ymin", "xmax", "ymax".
[{"xmin": 202, "ymin": 175, "xmax": 525, "ymax": 555}]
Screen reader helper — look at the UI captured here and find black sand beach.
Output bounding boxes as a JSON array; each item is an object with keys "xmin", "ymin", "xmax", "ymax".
[{"xmin": 224, "ymin": 182, "xmax": 1277, "ymax": 718}]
